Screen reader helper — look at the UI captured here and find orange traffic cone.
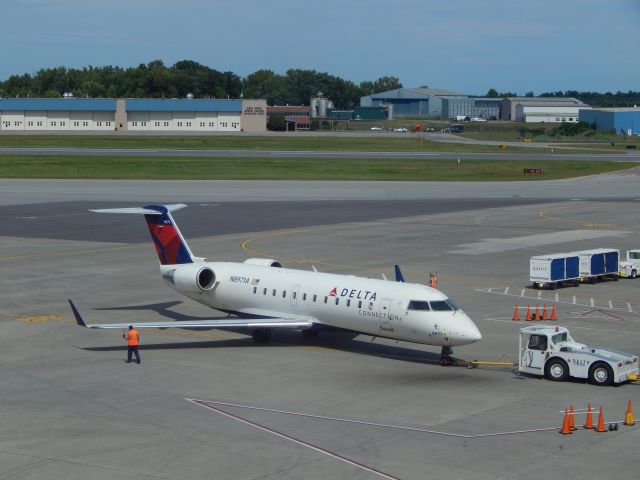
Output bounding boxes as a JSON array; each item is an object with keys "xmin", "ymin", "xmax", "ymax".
[
  {"xmin": 596, "ymin": 406, "xmax": 606, "ymax": 433},
  {"xmin": 534, "ymin": 304, "xmax": 541, "ymax": 321},
  {"xmin": 560, "ymin": 408, "xmax": 572, "ymax": 434},
  {"xmin": 624, "ymin": 400, "xmax": 635, "ymax": 426},
  {"xmin": 584, "ymin": 403, "xmax": 594, "ymax": 429},
  {"xmin": 550, "ymin": 304, "xmax": 558, "ymax": 321},
  {"xmin": 569, "ymin": 404, "xmax": 576, "ymax": 431},
  {"xmin": 513, "ymin": 305, "xmax": 520, "ymax": 321},
  {"xmin": 542, "ymin": 304, "xmax": 548, "ymax": 321},
  {"xmin": 525, "ymin": 304, "xmax": 532, "ymax": 321}
]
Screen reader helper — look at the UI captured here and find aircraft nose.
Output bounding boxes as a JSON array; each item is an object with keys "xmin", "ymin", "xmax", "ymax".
[
  {"xmin": 467, "ymin": 322, "xmax": 482, "ymax": 342},
  {"xmin": 458, "ymin": 315, "xmax": 482, "ymax": 343}
]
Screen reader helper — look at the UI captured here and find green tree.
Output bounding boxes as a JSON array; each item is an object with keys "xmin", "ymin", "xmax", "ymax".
[{"xmin": 267, "ymin": 115, "xmax": 287, "ymax": 131}]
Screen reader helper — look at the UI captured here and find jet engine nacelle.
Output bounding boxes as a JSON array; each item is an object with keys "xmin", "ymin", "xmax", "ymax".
[
  {"xmin": 163, "ymin": 264, "xmax": 217, "ymax": 293},
  {"xmin": 243, "ymin": 258, "xmax": 283, "ymax": 268}
]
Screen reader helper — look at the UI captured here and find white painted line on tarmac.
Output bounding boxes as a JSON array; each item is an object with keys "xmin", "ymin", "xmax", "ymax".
[
  {"xmin": 476, "ymin": 288, "xmax": 638, "ymax": 314},
  {"xmin": 504, "ymin": 287, "xmax": 510, "ymax": 295},
  {"xmin": 187, "ymin": 399, "xmax": 558, "ymax": 441},
  {"xmin": 188, "ymin": 399, "xmax": 402, "ymax": 480},
  {"xmin": 521, "ymin": 288, "xmax": 525, "ymax": 297},
  {"xmin": 485, "ymin": 318, "xmax": 640, "ymax": 336}
]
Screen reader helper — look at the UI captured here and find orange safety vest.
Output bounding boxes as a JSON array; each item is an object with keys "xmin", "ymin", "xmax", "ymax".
[{"xmin": 127, "ymin": 329, "xmax": 139, "ymax": 346}]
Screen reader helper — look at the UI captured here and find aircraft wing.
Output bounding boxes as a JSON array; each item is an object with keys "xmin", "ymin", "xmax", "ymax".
[{"xmin": 68, "ymin": 300, "xmax": 314, "ymax": 330}]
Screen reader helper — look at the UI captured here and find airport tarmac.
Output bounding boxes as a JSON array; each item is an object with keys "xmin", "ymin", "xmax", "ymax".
[{"xmin": 1, "ymin": 175, "xmax": 639, "ymax": 479}]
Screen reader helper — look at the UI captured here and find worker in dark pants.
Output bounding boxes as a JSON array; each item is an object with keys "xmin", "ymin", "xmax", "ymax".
[{"xmin": 124, "ymin": 325, "xmax": 140, "ymax": 364}]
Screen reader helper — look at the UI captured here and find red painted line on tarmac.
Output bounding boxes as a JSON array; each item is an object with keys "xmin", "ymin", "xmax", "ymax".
[
  {"xmin": 188, "ymin": 399, "xmax": 402, "ymax": 480},
  {"xmin": 187, "ymin": 398, "xmax": 558, "ymax": 440}
]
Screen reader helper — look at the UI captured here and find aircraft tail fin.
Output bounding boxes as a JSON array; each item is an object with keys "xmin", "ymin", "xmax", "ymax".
[{"xmin": 91, "ymin": 204, "xmax": 196, "ymax": 265}]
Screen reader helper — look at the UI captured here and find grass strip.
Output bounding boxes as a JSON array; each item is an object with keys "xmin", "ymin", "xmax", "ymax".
[{"xmin": 0, "ymin": 155, "xmax": 634, "ymax": 181}]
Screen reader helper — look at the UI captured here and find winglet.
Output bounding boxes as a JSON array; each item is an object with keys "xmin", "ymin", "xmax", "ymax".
[
  {"xmin": 394, "ymin": 265, "xmax": 405, "ymax": 283},
  {"xmin": 68, "ymin": 299, "xmax": 87, "ymax": 327}
]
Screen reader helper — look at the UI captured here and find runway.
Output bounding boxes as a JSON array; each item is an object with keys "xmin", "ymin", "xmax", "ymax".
[
  {"xmin": 1, "ymin": 175, "xmax": 639, "ymax": 479},
  {"xmin": 1, "ymin": 146, "xmax": 639, "ymax": 162}
]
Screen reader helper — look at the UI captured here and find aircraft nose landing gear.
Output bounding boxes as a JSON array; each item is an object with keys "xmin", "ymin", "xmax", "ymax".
[{"xmin": 440, "ymin": 346, "xmax": 453, "ymax": 366}]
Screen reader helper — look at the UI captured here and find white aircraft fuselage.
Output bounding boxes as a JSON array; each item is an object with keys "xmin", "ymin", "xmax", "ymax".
[{"xmin": 74, "ymin": 204, "xmax": 481, "ymax": 354}]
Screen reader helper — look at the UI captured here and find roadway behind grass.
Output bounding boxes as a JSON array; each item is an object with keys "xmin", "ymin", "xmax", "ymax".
[
  {"xmin": 0, "ymin": 134, "xmax": 600, "ymax": 154},
  {"xmin": 0, "ymin": 155, "xmax": 634, "ymax": 180}
]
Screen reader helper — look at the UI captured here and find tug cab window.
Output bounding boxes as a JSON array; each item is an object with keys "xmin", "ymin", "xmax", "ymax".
[
  {"xmin": 408, "ymin": 300, "xmax": 430, "ymax": 311},
  {"xmin": 528, "ymin": 334, "xmax": 548, "ymax": 351}
]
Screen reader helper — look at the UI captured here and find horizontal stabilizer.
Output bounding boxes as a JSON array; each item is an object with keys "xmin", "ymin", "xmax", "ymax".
[{"xmin": 90, "ymin": 204, "xmax": 187, "ymax": 215}]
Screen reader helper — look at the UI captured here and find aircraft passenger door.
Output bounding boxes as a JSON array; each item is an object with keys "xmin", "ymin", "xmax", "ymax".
[
  {"xmin": 291, "ymin": 284, "xmax": 300, "ymax": 306},
  {"xmin": 379, "ymin": 298, "xmax": 393, "ymax": 331}
]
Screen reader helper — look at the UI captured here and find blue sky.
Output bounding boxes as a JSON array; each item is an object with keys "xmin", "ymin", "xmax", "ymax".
[{"xmin": 3, "ymin": 0, "xmax": 639, "ymax": 95}]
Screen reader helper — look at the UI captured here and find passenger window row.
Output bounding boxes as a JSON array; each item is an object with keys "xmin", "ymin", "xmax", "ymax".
[{"xmin": 251, "ymin": 286, "xmax": 371, "ymax": 309}]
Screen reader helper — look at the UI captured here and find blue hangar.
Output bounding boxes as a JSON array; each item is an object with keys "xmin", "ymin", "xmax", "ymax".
[{"xmin": 580, "ymin": 107, "xmax": 640, "ymax": 136}]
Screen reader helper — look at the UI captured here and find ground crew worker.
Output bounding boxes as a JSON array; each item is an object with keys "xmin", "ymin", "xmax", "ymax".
[
  {"xmin": 124, "ymin": 325, "xmax": 140, "ymax": 364},
  {"xmin": 428, "ymin": 272, "xmax": 438, "ymax": 289}
]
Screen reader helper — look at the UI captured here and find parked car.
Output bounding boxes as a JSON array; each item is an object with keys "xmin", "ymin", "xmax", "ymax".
[{"xmin": 393, "ymin": 127, "xmax": 408, "ymax": 132}]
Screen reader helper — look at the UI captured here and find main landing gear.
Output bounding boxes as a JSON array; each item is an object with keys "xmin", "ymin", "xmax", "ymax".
[
  {"xmin": 252, "ymin": 328, "xmax": 271, "ymax": 344},
  {"xmin": 440, "ymin": 346, "xmax": 453, "ymax": 366}
]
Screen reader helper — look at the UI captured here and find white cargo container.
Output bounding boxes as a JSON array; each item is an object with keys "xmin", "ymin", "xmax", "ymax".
[
  {"xmin": 530, "ymin": 253, "xmax": 580, "ymax": 289},
  {"xmin": 573, "ymin": 248, "xmax": 619, "ymax": 282}
]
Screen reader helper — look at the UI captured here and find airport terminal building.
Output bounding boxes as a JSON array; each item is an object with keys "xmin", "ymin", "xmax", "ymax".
[{"xmin": 0, "ymin": 98, "xmax": 267, "ymax": 132}]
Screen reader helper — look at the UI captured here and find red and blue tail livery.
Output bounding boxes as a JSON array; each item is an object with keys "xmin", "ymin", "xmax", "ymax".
[{"xmin": 90, "ymin": 204, "xmax": 194, "ymax": 265}]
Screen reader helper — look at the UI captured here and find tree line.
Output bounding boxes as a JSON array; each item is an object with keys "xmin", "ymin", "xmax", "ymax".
[{"xmin": 0, "ymin": 60, "xmax": 402, "ymax": 109}]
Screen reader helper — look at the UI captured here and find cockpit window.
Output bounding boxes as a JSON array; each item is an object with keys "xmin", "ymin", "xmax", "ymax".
[
  {"xmin": 408, "ymin": 300, "xmax": 430, "ymax": 311},
  {"xmin": 430, "ymin": 300, "xmax": 458, "ymax": 311}
]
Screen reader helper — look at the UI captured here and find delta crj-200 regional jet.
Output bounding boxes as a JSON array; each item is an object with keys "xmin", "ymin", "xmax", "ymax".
[{"xmin": 69, "ymin": 204, "xmax": 482, "ymax": 365}]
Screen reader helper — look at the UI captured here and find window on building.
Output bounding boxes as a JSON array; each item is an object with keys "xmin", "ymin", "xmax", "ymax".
[
  {"xmin": 346, "ymin": 299, "xmax": 351, "ymax": 307},
  {"xmin": 263, "ymin": 288, "xmax": 267, "ymax": 295},
  {"xmin": 209, "ymin": 122, "xmax": 215, "ymax": 127},
  {"xmin": 282, "ymin": 290, "xmax": 286, "ymax": 298},
  {"xmin": 335, "ymin": 298, "xmax": 339, "ymax": 305},
  {"xmin": 164, "ymin": 122, "xmax": 169, "ymax": 127},
  {"xmin": 186, "ymin": 122, "xmax": 192, "ymax": 127},
  {"xmin": 313, "ymin": 294, "xmax": 317, "ymax": 302},
  {"xmin": 323, "ymin": 296, "xmax": 328, "ymax": 304},
  {"xmin": 155, "ymin": 122, "xmax": 160, "ymax": 127},
  {"xmin": 358, "ymin": 300, "xmax": 362, "ymax": 308},
  {"xmin": 272, "ymin": 289, "xmax": 276, "ymax": 296},
  {"xmin": 37, "ymin": 121, "xmax": 43, "ymax": 126},
  {"xmin": 302, "ymin": 293, "xmax": 307, "ymax": 301},
  {"xmin": 253, "ymin": 286, "xmax": 257, "ymax": 294},
  {"xmin": 200, "ymin": 122, "xmax": 205, "ymax": 127}
]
